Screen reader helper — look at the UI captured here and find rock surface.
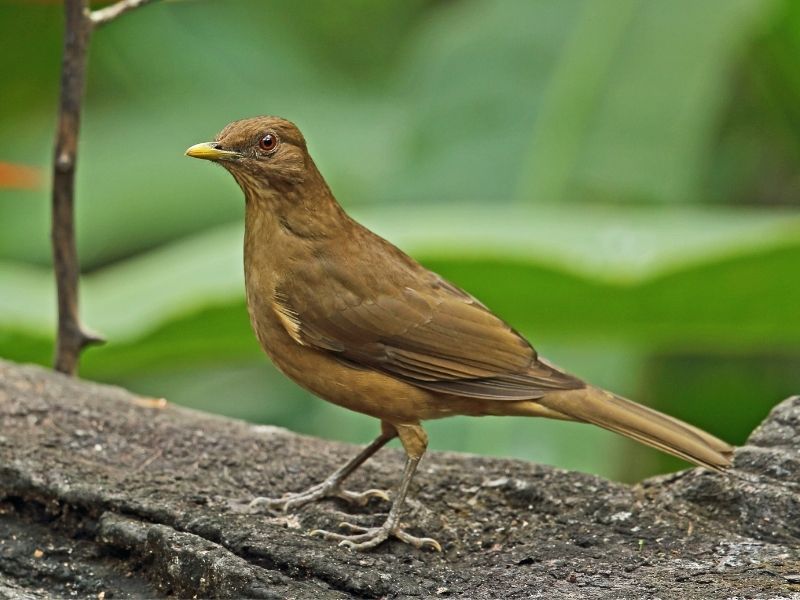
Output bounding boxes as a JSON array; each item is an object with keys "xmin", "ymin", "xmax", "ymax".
[{"xmin": 0, "ymin": 359, "xmax": 798, "ymax": 599}]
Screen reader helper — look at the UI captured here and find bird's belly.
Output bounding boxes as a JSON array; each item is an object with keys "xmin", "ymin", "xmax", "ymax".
[
  {"xmin": 257, "ymin": 333, "xmax": 476, "ymax": 425},
  {"xmin": 269, "ymin": 338, "xmax": 452, "ymax": 422}
]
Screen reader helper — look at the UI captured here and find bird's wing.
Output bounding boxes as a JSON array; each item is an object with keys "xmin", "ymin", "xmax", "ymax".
[{"xmin": 273, "ymin": 254, "xmax": 582, "ymax": 400}]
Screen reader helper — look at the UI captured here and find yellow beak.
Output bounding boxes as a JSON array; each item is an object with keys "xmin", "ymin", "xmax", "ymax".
[{"xmin": 184, "ymin": 142, "xmax": 242, "ymax": 161}]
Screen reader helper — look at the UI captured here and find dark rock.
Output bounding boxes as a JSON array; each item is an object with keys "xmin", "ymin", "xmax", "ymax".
[{"xmin": 0, "ymin": 360, "xmax": 798, "ymax": 599}]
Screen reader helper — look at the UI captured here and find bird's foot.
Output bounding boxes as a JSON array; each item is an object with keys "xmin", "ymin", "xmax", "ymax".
[
  {"xmin": 310, "ymin": 521, "xmax": 442, "ymax": 552},
  {"xmin": 247, "ymin": 480, "xmax": 389, "ymax": 512}
]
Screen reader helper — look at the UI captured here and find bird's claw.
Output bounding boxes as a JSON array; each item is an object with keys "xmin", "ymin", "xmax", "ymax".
[
  {"xmin": 310, "ymin": 521, "xmax": 442, "ymax": 552},
  {"xmin": 395, "ymin": 529, "xmax": 442, "ymax": 552},
  {"xmin": 247, "ymin": 496, "xmax": 289, "ymax": 513},
  {"xmin": 334, "ymin": 488, "xmax": 390, "ymax": 506},
  {"xmin": 338, "ymin": 521, "xmax": 370, "ymax": 533},
  {"xmin": 247, "ymin": 491, "xmax": 312, "ymax": 512},
  {"xmin": 246, "ymin": 482, "xmax": 389, "ymax": 513}
]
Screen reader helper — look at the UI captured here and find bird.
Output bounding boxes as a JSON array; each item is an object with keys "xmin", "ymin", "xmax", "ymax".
[{"xmin": 185, "ymin": 116, "xmax": 734, "ymax": 552}]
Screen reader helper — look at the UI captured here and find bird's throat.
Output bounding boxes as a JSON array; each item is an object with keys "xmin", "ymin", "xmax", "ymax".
[{"xmin": 242, "ymin": 172, "xmax": 349, "ymax": 244}]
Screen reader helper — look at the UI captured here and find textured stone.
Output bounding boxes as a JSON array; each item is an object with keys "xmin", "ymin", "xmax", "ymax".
[{"xmin": 0, "ymin": 360, "xmax": 797, "ymax": 598}]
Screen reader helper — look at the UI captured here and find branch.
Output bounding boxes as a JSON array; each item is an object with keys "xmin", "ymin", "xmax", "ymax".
[
  {"xmin": 50, "ymin": 0, "xmax": 158, "ymax": 375},
  {"xmin": 90, "ymin": 0, "xmax": 157, "ymax": 28},
  {"xmin": 51, "ymin": 0, "xmax": 104, "ymax": 375}
]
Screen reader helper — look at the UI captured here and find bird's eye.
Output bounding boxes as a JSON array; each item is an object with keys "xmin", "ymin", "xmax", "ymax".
[{"xmin": 258, "ymin": 133, "xmax": 279, "ymax": 154}]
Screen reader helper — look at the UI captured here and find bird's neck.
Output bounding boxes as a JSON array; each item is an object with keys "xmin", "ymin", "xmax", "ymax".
[{"xmin": 240, "ymin": 161, "xmax": 349, "ymax": 242}]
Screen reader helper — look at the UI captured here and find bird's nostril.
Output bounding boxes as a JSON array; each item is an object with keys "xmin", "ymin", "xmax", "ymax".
[{"xmin": 212, "ymin": 143, "xmax": 222, "ymax": 150}]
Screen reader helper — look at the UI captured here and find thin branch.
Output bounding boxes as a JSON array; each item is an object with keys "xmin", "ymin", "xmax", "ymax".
[
  {"xmin": 90, "ymin": 0, "xmax": 157, "ymax": 28},
  {"xmin": 52, "ymin": 0, "xmax": 103, "ymax": 375},
  {"xmin": 51, "ymin": 0, "xmax": 158, "ymax": 375}
]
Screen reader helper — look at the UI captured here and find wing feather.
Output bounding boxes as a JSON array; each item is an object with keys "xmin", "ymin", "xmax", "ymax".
[{"xmin": 271, "ymin": 241, "xmax": 582, "ymax": 400}]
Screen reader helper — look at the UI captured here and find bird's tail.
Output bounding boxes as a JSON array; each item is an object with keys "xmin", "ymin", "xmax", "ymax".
[{"xmin": 536, "ymin": 386, "xmax": 734, "ymax": 472}]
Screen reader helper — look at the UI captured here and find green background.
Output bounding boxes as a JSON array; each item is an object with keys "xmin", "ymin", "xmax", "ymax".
[{"xmin": 2, "ymin": 0, "xmax": 799, "ymax": 481}]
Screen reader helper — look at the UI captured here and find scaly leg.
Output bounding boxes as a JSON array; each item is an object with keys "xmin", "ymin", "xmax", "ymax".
[
  {"xmin": 248, "ymin": 425, "xmax": 395, "ymax": 512},
  {"xmin": 310, "ymin": 423, "xmax": 441, "ymax": 552}
]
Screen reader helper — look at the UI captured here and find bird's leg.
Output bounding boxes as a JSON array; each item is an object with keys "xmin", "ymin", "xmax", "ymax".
[
  {"xmin": 311, "ymin": 423, "xmax": 441, "ymax": 552},
  {"xmin": 248, "ymin": 424, "xmax": 396, "ymax": 512}
]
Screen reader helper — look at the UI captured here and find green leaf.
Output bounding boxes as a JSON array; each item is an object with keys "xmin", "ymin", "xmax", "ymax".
[
  {"xmin": 4, "ymin": 204, "xmax": 800, "ymax": 351},
  {"xmin": 0, "ymin": 0, "xmax": 779, "ymax": 271},
  {"xmin": 394, "ymin": 0, "xmax": 776, "ymax": 205}
]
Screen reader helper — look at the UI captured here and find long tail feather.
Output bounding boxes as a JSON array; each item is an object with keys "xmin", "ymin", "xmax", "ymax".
[{"xmin": 536, "ymin": 386, "xmax": 734, "ymax": 471}]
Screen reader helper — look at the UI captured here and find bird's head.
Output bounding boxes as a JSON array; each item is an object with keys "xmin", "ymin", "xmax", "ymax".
[{"xmin": 185, "ymin": 116, "xmax": 310, "ymax": 189}]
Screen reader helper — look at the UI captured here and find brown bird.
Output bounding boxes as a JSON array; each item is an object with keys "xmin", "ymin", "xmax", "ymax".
[{"xmin": 185, "ymin": 116, "xmax": 734, "ymax": 552}]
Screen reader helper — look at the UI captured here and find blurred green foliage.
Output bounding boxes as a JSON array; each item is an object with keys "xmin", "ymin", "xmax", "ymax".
[{"xmin": 1, "ymin": 0, "xmax": 799, "ymax": 482}]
